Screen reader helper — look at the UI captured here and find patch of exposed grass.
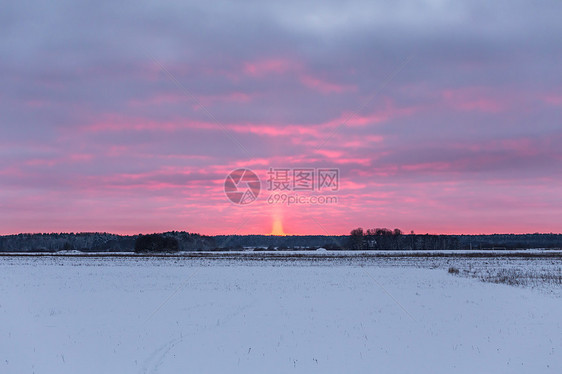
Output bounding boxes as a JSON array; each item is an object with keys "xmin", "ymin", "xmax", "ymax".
[
  {"xmin": 448, "ymin": 266, "xmax": 562, "ymax": 288},
  {"xmin": 479, "ymin": 268, "xmax": 562, "ymax": 287}
]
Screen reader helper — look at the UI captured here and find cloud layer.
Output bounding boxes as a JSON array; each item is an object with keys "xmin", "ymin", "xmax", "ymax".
[{"xmin": 1, "ymin": 0, "xmax": 562, "ymax": 234}]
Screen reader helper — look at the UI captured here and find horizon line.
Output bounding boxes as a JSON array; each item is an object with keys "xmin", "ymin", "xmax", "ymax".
[{"xmin": 2, "ymin": 231, "xmax": 562, "ymax": 236}]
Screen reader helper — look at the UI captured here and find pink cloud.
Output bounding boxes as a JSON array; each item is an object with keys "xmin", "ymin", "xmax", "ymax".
[
  {"xmin": 23, "ymin": 153, "xmax": 93, "ymax": 167},
  {"xmin": 442, "ymin": 87, "xmax": 505, "ymax": 112},
  {"xmin": 82, "ymin": 117, "xmax": 219, "ymax": 133},
  {"xmin": 341, "ymin": 135, "xmax": 384, "ymax": 148},
  {"xmin": 451, "ymin": 136, "xmax": 547, "ymax": 157},
  {"xmin": 229, "ymin": 123, "xmax": 320, "ymax": 137},
  {"xmin": 300, "ymin": 74, "xmax": 356, "ymax": 94},
  {"xmin": 338, "ymin": 180, "xmax": 367, "ymax": 190},
  {"xmin": 543, "ymin": 94, "xmax": 562, "ymax": 106},
  {"xmin": 332, "ymin": 100, "xmax": 419, "ymax": 127},
  {"xmin": 244, "ymin": 58, "xmax": 296, "ymax": 76},
  {"xmin": 314, "ymin": 149, "xmax": 344, "ymax": 158},
  {"xmin": 401, "ymin": 161, "xmax": 453, "ymax": 172},
  {"xmin": 129, "ymin": 91, "xmax": 254, "ymax": 107},
  {"xmin": 332, "ymin": 157, "xmax": 371, "ymax": 166}
]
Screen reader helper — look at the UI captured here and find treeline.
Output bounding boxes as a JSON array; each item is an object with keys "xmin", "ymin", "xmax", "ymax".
[
  {"xmin": 0, "ymin": 232, "xmax": 215, "ymax": 252},
  {"xmin": 134, "ymin": 232, "xmax": 215, "ymax": 253},
  {"xmin": 456, "ymin": 233, "xmax": 562, "ymax": 250},
  {"xmin": 348, "ymin": 228, "xmax": 460, "ymax": 250},
  {"xmin": 0, "ymin": 233, "xmax": 135, "ymax": 252},
  {"xmin": 347, "ymin": 228, "xmax": 562, "ymax": 250},
  {"xmin": 1, "ymin": 230, "xmax": 561, "ymax": 252}
]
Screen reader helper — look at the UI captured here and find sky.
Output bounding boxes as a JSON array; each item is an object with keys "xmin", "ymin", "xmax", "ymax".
[{"xmin": 1, "ymin": 0, "xmax": 562, "ymax": 235}]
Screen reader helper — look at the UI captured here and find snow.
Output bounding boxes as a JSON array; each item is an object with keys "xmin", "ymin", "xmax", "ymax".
[{"xmin": 0, "ymin": 255, "xmax": 561, "ymax": 373}]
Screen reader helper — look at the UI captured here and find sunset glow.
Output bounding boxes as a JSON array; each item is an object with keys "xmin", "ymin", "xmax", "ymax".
[
  {"xmin": 270, "ymin": 217, "xmax": 286, "ymax": 236},
  {"xmin": 1, "ymin": 2, "xmax": 562, "ymax": 235}
]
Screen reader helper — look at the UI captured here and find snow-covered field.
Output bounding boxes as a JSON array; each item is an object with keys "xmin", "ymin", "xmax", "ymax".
[{"xmin": 1, "ymin": 254, "xmax": 561, "ymax": 373}]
